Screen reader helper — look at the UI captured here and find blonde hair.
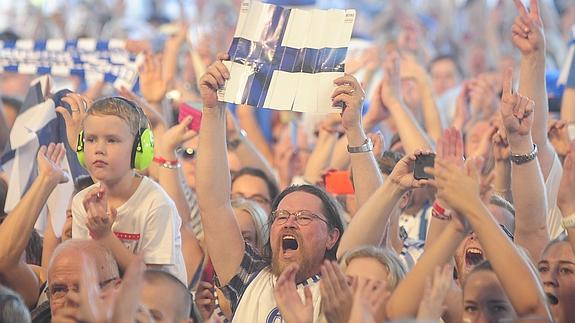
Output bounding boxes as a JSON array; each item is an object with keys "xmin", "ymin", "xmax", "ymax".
[
  {"xmin": 231, "ymin": 197, "xmax": 269, "ymax": 251},
  {"xmin": 86, "ymin": 97, "xmax": 147, "ymax": 136},
  {"xmin": 341, "ymin": 246, "xmax": 407, "ymax": 290}
]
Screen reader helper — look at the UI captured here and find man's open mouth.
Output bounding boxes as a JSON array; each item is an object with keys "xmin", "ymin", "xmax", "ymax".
[
  {"xmin": 465, "ymin": 247, "xmax": 484, "ymax": 267},
  {"xmin": 282, "ymin": 235, "xmax": 299, "ymax": 251}
]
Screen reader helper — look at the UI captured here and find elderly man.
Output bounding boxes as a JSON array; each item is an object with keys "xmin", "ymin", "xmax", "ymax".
[{"xmin": 32, "ymin": 239, "xmax": 120, "ymax": 323}]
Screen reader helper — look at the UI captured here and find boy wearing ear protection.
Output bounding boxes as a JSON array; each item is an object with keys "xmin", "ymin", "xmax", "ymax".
[{"xmin": 71, "ymin": 97, "xmax": 187, "ymax": 284}]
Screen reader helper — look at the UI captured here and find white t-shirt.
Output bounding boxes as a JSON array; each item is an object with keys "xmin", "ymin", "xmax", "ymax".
[
  {"xmin": 232, "ymin": 268, "xmax": 323, "ymax": 323},
  {"xmin": 72, "ymin": 176, "xmax": 187, "ymax": 284},
  {"xmin": 546, "ymin": 153, "xmax": 564, "ymax": 240}
]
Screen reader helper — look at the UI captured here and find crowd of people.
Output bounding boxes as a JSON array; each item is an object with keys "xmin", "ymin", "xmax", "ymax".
[{"xmin": 1, "ymin": 0, "xmax": 575, "ymax": 322}]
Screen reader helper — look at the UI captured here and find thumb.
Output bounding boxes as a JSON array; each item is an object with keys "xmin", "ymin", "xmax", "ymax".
[{"xmin": 55, "ymin": 106, "xmax": 72, "ymax": 123}]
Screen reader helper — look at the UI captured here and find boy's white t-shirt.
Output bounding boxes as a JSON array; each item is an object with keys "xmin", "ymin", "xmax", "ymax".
[{"xmin": 71, "ymin": 176, "xmax": 188, "ymax": 284}]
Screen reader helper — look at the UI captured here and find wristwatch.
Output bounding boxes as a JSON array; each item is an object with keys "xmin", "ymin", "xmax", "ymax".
[
  {"xmin": 510, "ymin": 144, "xmax": 538, "ymax": 165},
  {"xmin": 347, "ymin": 138, "xmax": 373, "ymax": 153}
]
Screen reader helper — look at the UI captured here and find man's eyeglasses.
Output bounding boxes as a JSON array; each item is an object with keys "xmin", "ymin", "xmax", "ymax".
[
  {"xmin": 271, "ymin": 209, "xmax": 329, "ymax": 226},
  {"xmin": 49, "ymin": 277, "xmax": 117, "ymax": 300}
]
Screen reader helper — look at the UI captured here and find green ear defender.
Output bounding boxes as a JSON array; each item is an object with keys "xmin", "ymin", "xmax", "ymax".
[
  {"xmin": 130, "ymin": 127, "xmax": 154, "ymax": 170},
  {"xmin": 75, "ymin": 97, "xmax": 154, "ymax": 171},
  {"xmin": 76, "ymin": 131, "xmax": 86, "ymax": 167}
]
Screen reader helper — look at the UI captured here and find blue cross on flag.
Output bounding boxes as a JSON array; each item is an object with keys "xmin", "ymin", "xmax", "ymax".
[{"xmin": 217, "ymin": 0, "xmax": 355, "ymax": 113}]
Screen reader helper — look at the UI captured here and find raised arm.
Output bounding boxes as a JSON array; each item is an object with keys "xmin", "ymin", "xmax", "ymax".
[
  {"xmin": 500, "ymin": 67, "xmax": 549, "ymax": 261},
  {"xmin": 512, "ymin": 0, "xmax": 556, "ymax": 178},
  {"xmin": 0, "ymin": 143, "xmax": 68, "ymax": 308},
  {"xmin": 401, "ymin": 57, "xmax": 443, "ymax": 141},
  {"xmin": 386, "ymin": 211, "xmax": 466, "ymax": 320},
  {"xmin": 337, "ymin": 74, "xmax": 384, "ymax": 207},
  {"xmin": 302, "ymin": 116, "xmax": 339, "ymax": 185},
  {"xmin": 558, "ymin": 141, "xmax": 575, "ymax": 253},
  {"xmin": 226, "ymin": 109, "xmax": 278, "ymax": 185},
  {"xmin": 382, "ymin": 52, "xmax": 433, "ymax": 154},
  {"xmin": 196, "ymin": 54, "xmax": 245, "ymax": 285},
  {"xmin": 337, "ymin": 152, "xmax": 430, "ymax": 259},
  {"xmin": 432, "ymin": 159, "xmax": 551, "ymax": 320},
  {"xmin": 162, "ymin": 23, "xmax": 188, "ymax": 88},
  {"xmin": 155, "ymin": 117, "xmax": 204, "ymax": 285}
]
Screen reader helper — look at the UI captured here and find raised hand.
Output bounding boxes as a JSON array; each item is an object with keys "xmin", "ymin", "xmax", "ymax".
[
  {"xmin": 427, "ymin": 158, "xmax": 483, "ymax": 216},
  {"xmin": 499, "ymin": 67, "xmax": 534, "ymax": 138},
  {"xmin": 417, "ymin": 264, "xmax": 452, "ymax": 320},
  {"xmin": 548, "ymin": 119, "xmax": 571, "ymax": 157},
  {"xmin": 511, "ymin": 0, "xmax": 545, "ymax": 56},
  {"xmin": 199, "ymin": 53, "xmax": 230, "ymax": 109},
  {"xmin": 158, "ymin": 116, "xmax": 197, "ymax": 154},
  {"xmin": 380, "ymin": 51, "xmax": 403, "ymax": 109},
  {"xmin": 111, "ymin": 254, "xmax": 146, "ymax": 323},
  {"xmin": 55, "ymin": 92, "xmax": 91, "ymax": 149},
  {"xmin": 319, "ymin": 260, "xmax": 353, "ymax": 323},
  {"xmin": 388, "ymin": 151, "xmax": 432, "ymax": 190},
  {"xmin": 83, "ymin": 186, "xmax": 117, "ymax": 240},
  {"xmin": 37, "ymin": 143, "xmax": 69, "ymax": 184},
  {"xmin": 367, "ymin": 131, "xmax": 385, "ymax": 160},
  {"xmin": 139, "ymin": 53, "xmax": 168, "ymax": 104},
  {"xmin": 347, "ymin": 278, "xmax": 390, "ymax": 323},
  {"xmin": 333, "ymin": 74, "xmax": 365, "ymax": 131},
  {"xmin": 469, "ymin": 75, "xmax": 498, "ymax": 119},
  {"xmin": 492, "ymin": 121, "xmax": 511, "ymax": 162},
  {"xmin": 436, "ymin": 127, "xmax": 464, "ymax": 168},
  {"xmin": 273, "ymin": 263, "xmax": 314, "ymax": 323},
  {"xmin": 362, "ymin": 81, "xmax": 389, "ymax": 129}
]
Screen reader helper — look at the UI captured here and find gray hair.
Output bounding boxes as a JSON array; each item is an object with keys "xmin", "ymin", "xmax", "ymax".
[{"xmin": 0, "ymin": 285, "xmax": 31, "ymax": 323}]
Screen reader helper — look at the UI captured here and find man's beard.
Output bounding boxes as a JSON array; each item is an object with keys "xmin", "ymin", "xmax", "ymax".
[{"xmin": 271, "ymin": 245, "xmax": 317, "ymax": 283}]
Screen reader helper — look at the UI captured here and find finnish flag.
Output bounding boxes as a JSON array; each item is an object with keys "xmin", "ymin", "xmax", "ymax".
[
  {"xmin": 218, "ymin": 0, "xmax": 355, "ymax": 113},
  {"xmin": 1, "ymin": 76, "xmax": 87, "ymax": 237}
]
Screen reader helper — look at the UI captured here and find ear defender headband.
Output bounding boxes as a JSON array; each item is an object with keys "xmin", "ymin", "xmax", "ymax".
[{"xmin": 76, "ymin": 97, "xmax": 154, "ymax": 171}]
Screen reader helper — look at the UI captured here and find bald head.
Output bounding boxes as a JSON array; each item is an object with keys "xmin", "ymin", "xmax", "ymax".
[
  {"xmin": 141, "ymin": 270, "xmax": 192, "ymax": 323},
  {"xmin": 48, "ymin": 239, "xmax": 119, "ymax": 280}
]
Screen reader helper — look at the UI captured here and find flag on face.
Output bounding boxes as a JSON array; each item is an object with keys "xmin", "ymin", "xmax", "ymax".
[
  {"xmin": 217, "ymin": 0, "xmax": 355, "ymax": 114},
  {"xmin": 0, "ymin": 39, "xmax": 142, "ymax": 90},
  {"xmin": 1, "ymin": 75, "xmax": 87, "ymax": 237}
]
